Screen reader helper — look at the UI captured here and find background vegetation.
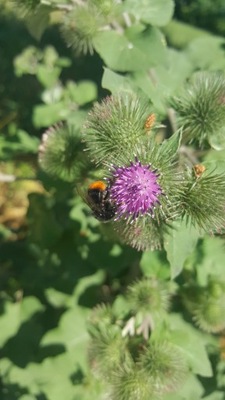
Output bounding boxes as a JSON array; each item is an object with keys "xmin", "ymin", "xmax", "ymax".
[{"xmin": 1, "ymin": 1, "xmax": 225, "ymax": 399}]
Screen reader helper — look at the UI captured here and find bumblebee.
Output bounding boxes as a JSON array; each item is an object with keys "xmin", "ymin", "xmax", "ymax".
[{"xmin": 81, "ymin": 180, "xmax": 116, "ymax": 222}]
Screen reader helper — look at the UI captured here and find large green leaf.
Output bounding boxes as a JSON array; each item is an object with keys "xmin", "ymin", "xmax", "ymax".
[
  {"xmin": 33, "ymin": 102, "xmax": 70, "ymax": 127},
  {"xmin": 140, "ymin": 250, "xmax": 170, "ymax": 279},
  {"xmin": 163, "ymin": 373, "xmax": 204, "ymax": 400},
  {"xmin": 0, "ymin": 297, "xmax": 44, "ymax": 348},
  {"xmin": 186, "ymin": 36, "xmax": 225, "ymax": 71},
  {"xmin": 25, "ymin": 5, "xmax": 50, "ymax": 41},
  {"xmin": 40, "ymin": 306, "xmax": 89, "ymax": 371},
  {"xmin": 123, "ymin": 0, "xmax": 174, "ymax": 26},
  {"xmin": 1, "ymin": 353, "xmax": 82, "ymax": 400},
  {"xmin": 0, "ymin": 303, "xmax": 21, "ymax": 348},
  {"xmin": 202, "ymin": 393, "xmax": 225, "ymax": 400},
  {"xmin": 45, "ymin": 288, "xmax": 71, "ymax": 308},
  {"xmin": 72, "ymin": 270, "xmax": 105, "ymax": 302},
  {"xmin": 66, "ymin": 81, "xmax": 97, "ymax": 105},
  {"xmin": 1, "ymin": 354, "xmax": 103, "ymax": 400},
  {"xmin": 27, "ymin": 193, "xmax": 63, "ymax": 248},
  {"xmin": 37, "ymin": 64, "xmax": 61, "ymax": 88},
  {"xmin": 197, "ymin": 236, "xmax": 225, "ymax": 284},
  {"xmin": 169, "ymin": 314, "xmax": 213, "ymax": 377},
  {"xmin": 133, "ymin": 49, "xmax": 193, "ymax": 112},
  {"xmin": 102, "ymin": 68, "xmax": 133, "ymax": 93},
  {"xmin": 132, "ymin": 70, "xmax": 166, "ymax": 113},
  {"xmin": 93, "ymin": 26, "xmax": 167, "ymax": 72},
  {"xmin": 164, "ymin": 219, "xmax": 200, "ymax": 279}
]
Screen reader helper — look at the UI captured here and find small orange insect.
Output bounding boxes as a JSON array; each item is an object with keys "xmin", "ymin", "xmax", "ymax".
[
  {"xmin": 193, "ymin": 164, "xmax": 206, "ymax": 178},
  {"xmin": 144, "ymin": 113, "xmax": 156, "ymax": 131}
]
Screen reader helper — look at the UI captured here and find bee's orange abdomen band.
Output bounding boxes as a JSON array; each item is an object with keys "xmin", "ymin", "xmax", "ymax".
[{"xmin": 88, "ymin": 181, "xmax": 107, "ymax": 191}]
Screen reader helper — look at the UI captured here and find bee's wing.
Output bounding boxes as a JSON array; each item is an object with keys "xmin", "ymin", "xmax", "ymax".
[
  {"xmin": 76, "ymin": 183, "xmax": 116, "ymax": 222},
  {"xmin": 76, "ymin": 183, "xmax": 96, "ymax": 210}
]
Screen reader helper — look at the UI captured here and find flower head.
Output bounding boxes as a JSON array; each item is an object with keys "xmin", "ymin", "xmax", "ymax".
[
  {"xmin": 172, "ymin": 71, "xmax": 225, "ymax": 148},
  {"xmin": 38, "ymin": 123, "xmax": 88, "ymax": 182},
  {"xmin": 82, "ymin": 93, "xmax": 152, "ymax": 165},
  {"xmin": 127, "ymin": 278, "xmax": 170, "ymax": 316},
  {"xmin": 138, "ymin": 341, "xmax": 188, "ymax": 394},
  {"xmin": 109, "ymin": 159, "xmax": 162, "ymax": 220},
  {"xmin": 61, "ymin": 5, "xmax": 102, "ymax": 55},
  {"xmin": 183, "ymin": 279, "xmax": 225, "ymax": 333}
]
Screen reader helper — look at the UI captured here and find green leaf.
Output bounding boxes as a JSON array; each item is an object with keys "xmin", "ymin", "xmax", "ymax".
[
  {"xmin": 102, "ymin": 68, "xmax": 133, "ymax": 93},
  {"xmin": 112, "ymin": 295, "xmax": 131, "ymax": 318},
  {"xmin": 41, "ymin": 306, "xmax": 89, "ymax": 371},
  {"xmin": 33, "ymin": 102, "xmax": 69, "ymax": 127},
  {"xmin": 0, "ymin": 297, "xmax": 44, "ymax": 348},
  {"xmin": 28, "ymin": 354, "xmax": 82, "ymax": 399},
  {"xmin": 20, "ymin": 296, "xmax": 45, "ymax": 321},
  {"xmin": 153, "ymin": 48, "xmax": 193, "ymax": 95},
  {"xmin": 66, "ymin": 81, "xmax": 97, "ymax": 105},
  {"xmin": 196, "ymin": 236, "xmax": 225, "ymax": 284},
  {"xmin": 163, "ymin": 20, "xmax": 211, "ymax": 49},
  {"xmin": 186, "ymin": 36, "xmax": 225, "ymax": 71},
  {"xmin": 0, "ymin": 129, "xmax": 39, "ymax": 159},
  {"xmin": 133, "ymin": 49, "xmax": 193, "ymax": 113},
  {"xmin": 202, "ymin": 393, "xmax": 225, "ymax": 400},
  {"xmin": 169, "ymin": 314, "xmax": 213, "ymax": 377},
  {"xmin": 14, "ymin": 46, "xmax": 41, "ymax": 76},
  {"xmin": 124, "ymin": 0, "xmax": 174, "ymax": 26},
  {"xmin": 140, "ymin": 250, "xmax": 170, "ymax": 279},
  {"xmin": 27, "ymin": 193, "xmax": 63, "ymax": 248},
  {"xmin": 0, "ymin": 223, "xmax": 12, "ymax": 239},
  {"xmin": 0, "ymin": 302, "xmax": 21, "ymax": 348},
  {"xmin": 73, "ymin": 270, "xmax": 106, "ymax": 302},
  {"xmin": 17, "ymin": 130, "xmax": 40, "ymax": 152},
  {"xmin": 25, "ymin": 5, "xmax": 50, "ymax": 41},
  {"xmin": 2, "ymin": 353, "xmax": 81, "ymax": 400},
  {"xmin": 208, "ymin": 127, "xmax": 225, "ymax": 150},
  {"xmin": 204, "ymin": 152, "xmax": 225, "ymax": 181},
  {"xmin": 164, "ymin": 219, "xmax": 200, "ymax": 279},
  {"xmin": 163, "ymin": 373, "xmax": 204, "ymax": 400},
  {"xmin": 178, "ymin": 374, "xmax": 204, "ymax": 400},
  {"xmin": 37, "ymin": 65, "xmax": 61, "ymax": 88},
  {"xmin": 45, "ymin": 288, "xmax": 71, "ymax": 308},
  {"xmin": 93, "ymin": 26, "xmax": 166, "ymax": 72},
  {"xmin": 132, "ymin": 71, "xmax": 166, "ymax": 113},
  {"xmin": 160, "ymin": 129, "xmax": 182, "ymax": 160}
]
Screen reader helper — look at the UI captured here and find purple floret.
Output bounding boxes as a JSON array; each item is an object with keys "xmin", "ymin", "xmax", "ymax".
[{"xmin": 110, "ymin": 159, "xmax": 162, "ymax": 220}]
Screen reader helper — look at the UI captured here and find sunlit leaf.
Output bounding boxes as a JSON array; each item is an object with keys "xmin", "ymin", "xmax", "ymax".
[
  {"xmin": 93, "ymin": 26, "xmax": 166, "ymax": 72},
  {"xmin": 0, "ymin": 297, "xmax": 44, "ymax": 348},
  {"xmin": 25, "ymin": 5, "xmax": 50, "ymax": 40},
  {"xmin": 124, "ymin": 0, "xmax": 174, "ymax": 26},
  {"xmin": 169, "ymin": 314, "xmax": 213, "ymax": 377},
  {"xmin": 164, "ymin": 219, "xmax": 200, "ymax": 278}
]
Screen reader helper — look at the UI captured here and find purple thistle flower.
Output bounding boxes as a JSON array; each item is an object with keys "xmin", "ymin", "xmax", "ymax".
[{"xmin": 109, "ymin": 159, "xmax": 162, "ymax": 220}]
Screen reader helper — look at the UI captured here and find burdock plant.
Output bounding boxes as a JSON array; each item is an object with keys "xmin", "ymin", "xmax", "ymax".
[
  {"xmin": 87, "ymin": 283, "xmax": 188, "ymax": 400},
  {"xmin": 81, "ymin": 91, "xmax": 225, "ymax": 250},
  {"xmin": 39, "ymin": 89, "xmax": 225, "ymax": 250},
  {"xmin": 37, "ymin": 81, "xmax": 225, "ymax": 397}
]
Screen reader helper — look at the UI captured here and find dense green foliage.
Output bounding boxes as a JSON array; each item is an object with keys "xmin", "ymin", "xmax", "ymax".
[
  {"xmin": 1, "ymin": 1, "xmax": 225, "ymax": 399},
  {"xmin": 175, "ymin": 0, "xmax": 225, "ymax": 35}
]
